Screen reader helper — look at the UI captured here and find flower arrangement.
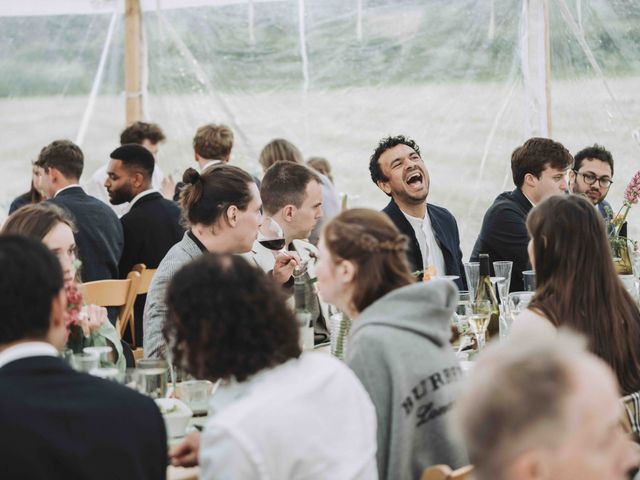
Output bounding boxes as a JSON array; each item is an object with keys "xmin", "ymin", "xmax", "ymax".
[
  {"xmin": 64, "ymin": 282, "xmax": 86, "ymax": 353},
  {"xmin": 606, "ymin": 170, "xmax": 640, "ymax": 275}
]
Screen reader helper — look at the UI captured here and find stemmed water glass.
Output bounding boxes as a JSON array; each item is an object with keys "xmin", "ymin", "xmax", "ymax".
[
  {"xmin": 468, "ymin": 300, "xmax": 492, "ymax": 352},
  {"xmin": 493, "ymin": 261, "xmax": 513, "ymax": 340},
  {"xmin": 463, "ymin": 262, "xmax": 480, "ymax": 298}
]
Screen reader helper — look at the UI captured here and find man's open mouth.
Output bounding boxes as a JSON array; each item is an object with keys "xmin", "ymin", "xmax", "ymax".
[{"xmin": 405, "ymin": 171, "xmax": 424, "ymax": 190}]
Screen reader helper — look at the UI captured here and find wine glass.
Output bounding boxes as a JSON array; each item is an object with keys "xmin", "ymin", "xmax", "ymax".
[
  {"xmin": 258, "ymin": 217, "xmax": 286, "ymax": 254},
  {"xmin": 469, "ymin": 300, "xmax": 492, "ymax": 352}
]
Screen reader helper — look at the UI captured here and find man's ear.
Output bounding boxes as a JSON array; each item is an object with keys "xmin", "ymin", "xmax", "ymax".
[
  {"xmin": 132, "ymin": 172, "xmax": 145, "ymax": 189},
  {"xmin": 509, "ymin": 448, "xmax": 549, "ymax": 480},
  {"xmin": 46, "ymin": 289, "xmax": 67, "ymax": 350},
  {"xmin": 226, "ymin": 205, "xmax": 239, "ymax": 227},
  {"xmin": 523, "ymin": 172, "xmax": 538, "ymax": 189},
  {"xmin": 377, "ymin": 179, "xmax": 392, "ymax": 196},
  {"xmin": 281, "ymin": 205, "xmax": 295, "ymax": 223}
]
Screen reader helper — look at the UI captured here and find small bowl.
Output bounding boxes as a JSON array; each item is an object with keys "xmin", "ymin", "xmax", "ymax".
[{"xmin": 154, "ymin": 398, "xmax": 193, "ymax": 438}]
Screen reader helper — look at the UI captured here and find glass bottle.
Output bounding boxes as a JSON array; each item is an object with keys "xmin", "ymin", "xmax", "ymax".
[{"xmin": 475, "ymin": 253, "xmax": 500, "ymax": 338}]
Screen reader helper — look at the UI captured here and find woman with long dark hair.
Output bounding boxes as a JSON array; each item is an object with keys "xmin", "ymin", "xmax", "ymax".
[{"xmin": 513, "ymin": 194, "xmax": 640, "ymax": 396}]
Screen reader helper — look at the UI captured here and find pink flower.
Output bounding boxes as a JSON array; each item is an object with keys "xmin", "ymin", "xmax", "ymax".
[
  {"xmin": 64, "ymin": 282, "xmax": 84, "ymax": 341},
  {"xmin": 623, "ymin": 170, "xmax": 640, "ymax": 205}
]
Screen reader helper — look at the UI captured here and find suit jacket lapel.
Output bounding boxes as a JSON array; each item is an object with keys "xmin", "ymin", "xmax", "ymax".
[{"xmin": 385, "ymin": 199, "xmax": 424, "ymax": 270}]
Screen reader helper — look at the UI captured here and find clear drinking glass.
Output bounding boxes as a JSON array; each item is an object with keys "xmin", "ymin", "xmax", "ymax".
[
  {"xmin": 493, "ymin": 261, "xmax": 513, "ymax": 303},
  {"xmin": 522, "ymin": 270, "xmax": 536, "ymax": 292},
  {"xmin": 506, "ymin": 291, "xmax": 534, "ymax": 336},
  {"xmin": 71, "ymin": 352, "xmax": 99, "ymax": 373},
  {"xmin": 469, "ymin": 300, "xmax": 492, "ymax": 351},
  {"xmin": 463, "ymin": 262, "xmax": 480, "ymax": 298},
  {"xmin": 136, "ymin": 359, "xmax": 169, "ymax": 399},
  {"xmin": 83, "ymin": 346, "xmax": 114, "ymax": 368},
  {"xmin": 179, "ymin": 380, "xmax": 213, "ymax": 416}
]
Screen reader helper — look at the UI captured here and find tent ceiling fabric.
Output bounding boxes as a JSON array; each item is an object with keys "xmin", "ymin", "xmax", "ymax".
[
  {"xmin": 0, "ymin": 0, "xmax": 272, "ymax": 17},
  {"xmin": 1, "ymin": 0, "xmax": 640, "ymax": 256}
]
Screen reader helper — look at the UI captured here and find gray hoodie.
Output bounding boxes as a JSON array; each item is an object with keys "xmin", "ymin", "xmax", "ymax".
[{"xmin": 346, "ymin": 279, "xmax": 468, "ymax": 480}]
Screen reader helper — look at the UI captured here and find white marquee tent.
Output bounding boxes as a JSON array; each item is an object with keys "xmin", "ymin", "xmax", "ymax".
[{"xmin": 1, "ymin": 0, "xmax": 639, "ymax": 255}]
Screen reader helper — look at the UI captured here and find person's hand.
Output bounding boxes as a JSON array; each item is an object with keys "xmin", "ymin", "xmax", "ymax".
[
  {"xmin": 272, "ymin": 251, "xmax": 300, "ymax": 284},
  {"xmin": 79, "ymin": 304, "xmax": 107, "ymax": 337},
  {"xmin": 160, "ymin": 175, "xmax": 176, "ymax": 200},
  {"xmin": 169, "ymin": 432, "xmax": 201, "ymax": 467}
]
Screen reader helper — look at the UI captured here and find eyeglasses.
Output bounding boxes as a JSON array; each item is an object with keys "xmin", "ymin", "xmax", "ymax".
[{"xmin": 573, "ymin": 170, "xmax": 613, "ymax": 189}]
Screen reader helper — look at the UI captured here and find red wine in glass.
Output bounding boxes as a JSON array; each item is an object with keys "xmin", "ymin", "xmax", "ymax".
[{"xmin": 259, "ymin": 238, "xmax": 286, "ymax": 251}]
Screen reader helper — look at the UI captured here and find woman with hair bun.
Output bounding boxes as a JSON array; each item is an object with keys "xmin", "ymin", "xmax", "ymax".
[
  {"xmin": 144, "ymin": 164, "xmax": 295, "ymax": 359},
  {"xmin": 315, "ymin": 208, "xmax": 468, "ymax": 480}
]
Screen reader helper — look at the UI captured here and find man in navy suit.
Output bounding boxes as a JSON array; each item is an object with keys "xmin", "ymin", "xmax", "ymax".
[
  {"xmin": 369, "ymin": 135, "xmax": 466, "ymax": 290},
  {"xmin": 0, "ymin": 235, "xmax": 166, "ymax": 479},
  {"xmin": 36, "ymin": 140, "xmax": 123, "ymax": 284},
  {"xmin": 471, "ymin": 138, "xmax": 573, "ymax": 292},
  {"xmin": 106, "ymin": 144, "xmax": 184, "ymax": 345}
]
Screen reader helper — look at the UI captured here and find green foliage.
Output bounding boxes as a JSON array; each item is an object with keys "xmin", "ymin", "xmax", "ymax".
[{"xmin": 1, "ymin": 0, "xmax": 640, "ymax": 97}]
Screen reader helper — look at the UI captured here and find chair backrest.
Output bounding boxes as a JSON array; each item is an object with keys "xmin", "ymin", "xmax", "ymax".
[
  {"xmin": 132, "ymin": 263, "xmax": 157, "ymax": 295},
  {"xmin": 125, "ymin": 264, "xmax": 157, "ymax": 348},
  {"xmin": 421, "ymin": 465, "xmax": 474, "ymax": 480},
  {"xmin": 79, "ymin": 270, "xmax": 141, "ymax": 338},
  {"xmin": 622, "ymin": 391, "xmax": 640, "ymax": 442}
]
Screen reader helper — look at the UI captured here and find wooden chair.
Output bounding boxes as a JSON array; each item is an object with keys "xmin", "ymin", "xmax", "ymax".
[
  {"xmin": 79, "ymin": 270, "xmax": 141, "ymax": 339},
  {"xmin": 421, "ymin": 464, "xmax": 474, "ymax": 480},
  {"xmin": 126, "ymin": 264, "xmax": 157, "ymax": 348},
  {"xmin": 622, "ymin": 391, "xmax": 640, "ymax": 443}
]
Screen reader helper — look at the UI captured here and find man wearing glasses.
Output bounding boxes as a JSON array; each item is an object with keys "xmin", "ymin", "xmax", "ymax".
[{"xmin": 569, "ymin": 144, "xmax": 625, "ymax": 235}]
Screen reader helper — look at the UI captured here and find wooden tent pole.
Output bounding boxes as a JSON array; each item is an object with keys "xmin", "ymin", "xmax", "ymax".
[
  {"xmin": 124, "ymin": 0, "xmax": 142, "ymax": 124},
  {"xmin": 544, "ymin": 0, "xmax": 552, "ymax": 137}
]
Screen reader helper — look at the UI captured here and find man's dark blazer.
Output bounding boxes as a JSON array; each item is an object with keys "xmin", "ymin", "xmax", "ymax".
[
  {"xmin": 0, "ymin": 355, "xmax": 167, "ymax": 480},
  {"xmin": 471, "ymin": 188, "xmax": 532, "ymax": 292},
  {"xmin": 119, "ymin": 191, "xmax": 184, "ymax": 344},
  {"xmin": 49, "ymin": 186, "xmax": 123, "ymax": 282},
  {"xmin": 383, "ymin": 198, "xmax": 466, "ymax": 290}
]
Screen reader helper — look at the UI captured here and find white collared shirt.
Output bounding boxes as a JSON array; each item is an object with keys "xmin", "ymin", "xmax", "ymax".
[
  {"xmin": 402, "ymin": 209, "xmax": 446, "ymax": 275},
  {"xmin": 522, "ymin": 190, "xmax": 536, "ymax": 207},
  {"xmin": 129, "ymin": 188, "xmax": 159, "ymax": 209},
  {"xmin": 0, "ymin": 341, "xmax": 58, "ymax": 368},
  {"xmin": 200, "ymin": 159, "xmax": 224, "ymax": 172},
  {"xmin": 54, "ymin": 184, "xmax": 82, "ymax": 197}
]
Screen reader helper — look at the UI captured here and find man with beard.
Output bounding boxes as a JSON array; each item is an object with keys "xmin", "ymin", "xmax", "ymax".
[
  {"xmin": 369, "ymin": 135, "xmax": 465, "ymax": 289},
  {"xmin": 105, "ymin": 144, "xmax": 183, "ymax": 345},
  {"xmin": 569, "ymin": 144, "xmax": 625, "ymax": 236}
]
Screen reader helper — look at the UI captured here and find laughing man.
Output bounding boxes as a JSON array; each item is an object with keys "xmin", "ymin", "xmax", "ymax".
[{"xmin": 369, "ymin": 135, "xmax": 466, "ymax": 290}]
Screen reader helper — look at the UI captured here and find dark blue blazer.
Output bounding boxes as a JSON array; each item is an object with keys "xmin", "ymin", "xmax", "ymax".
[
  {"xmin": 383, "ymin": 198, "xmax": 466, "ymax": 290},
  {"xmin": 119, "ymin": 191, "xmax": 184, "ymax": 344},
  {"xmin": 471, "ymin": 188, "xmax": 532, "ymax": 292},
  {"xmin": 49, "ymin": 186, "xmax": 123, "ymax": 282},
  {"xmin": 0, "ymin": 355, "xmax": 167, "ymax": 480}
]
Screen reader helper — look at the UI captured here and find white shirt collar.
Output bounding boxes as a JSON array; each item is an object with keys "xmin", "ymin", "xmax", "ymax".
[
  {"xmin": 54, "ymin": 184, "xmax": 82, "ymax": 197},
  {"xmin": 200, "ymin": 159, "xmax": 224, "ymax": 172},
  {"xmin": 0, "ymin": 341, "xmax": 58, "ymax": 368},
  {"xmin": 129, "ymin": 188, "xmax": 159, "ymax": 208},
  {"xmin": 522, "ymin": 190, "xmax": 536, "ymax": 207}
]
